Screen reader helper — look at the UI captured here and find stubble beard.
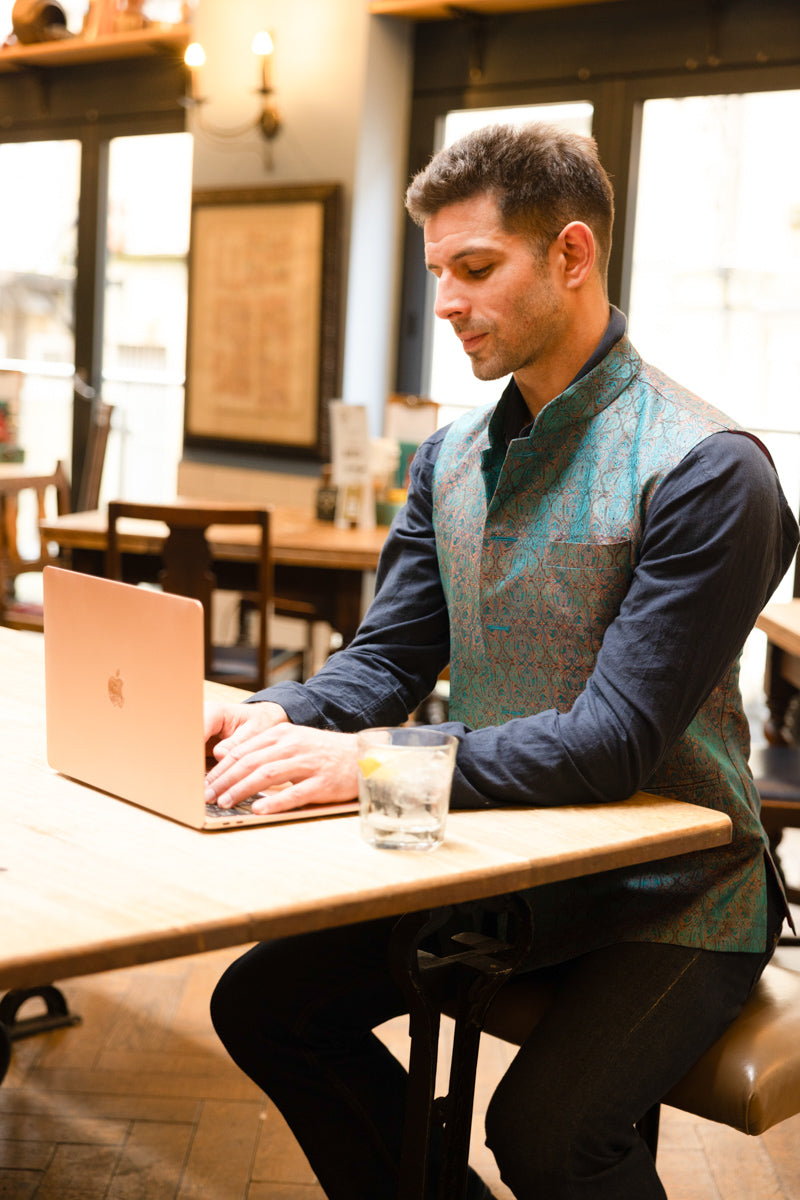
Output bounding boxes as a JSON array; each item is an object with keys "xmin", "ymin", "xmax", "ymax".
[
  {"xmin": 458, "ymin": 327, "xmax": 519, "ymax": 382},
  {"xmin": 465, "ymin": 330, "xmax": 545, "ymax": 382},
  {"xmin": 461, "ymin": 278, "xmax": 563, "ymax": 383}
]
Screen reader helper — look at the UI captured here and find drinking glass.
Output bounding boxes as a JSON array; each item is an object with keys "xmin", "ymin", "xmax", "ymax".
[{"xmin": 356, "ymin": 727, "xmax": 458, "ymax": 851}]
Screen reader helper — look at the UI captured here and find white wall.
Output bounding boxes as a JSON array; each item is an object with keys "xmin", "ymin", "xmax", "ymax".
[
  {"xmin": 342, "ymin": 13, "xmax": 413, "ymax": 433},
  {"xmin": 188, "ymin": 0, "xmax": 413, "ymax": 438}
]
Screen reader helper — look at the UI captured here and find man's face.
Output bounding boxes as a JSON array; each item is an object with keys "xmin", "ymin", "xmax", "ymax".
[{"xmin": 424, "ymin": 193, "xmax": 566, "ymax": 384}]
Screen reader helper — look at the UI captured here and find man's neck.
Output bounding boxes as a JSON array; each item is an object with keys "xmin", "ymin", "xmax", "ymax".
[{"xmin": 515, "ymin": 301, "xmax": 612, "ymax": 419}]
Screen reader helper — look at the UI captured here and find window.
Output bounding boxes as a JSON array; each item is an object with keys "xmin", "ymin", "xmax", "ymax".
[
  {"xmin": 0, "ymin": 25, "xmax": 187, "ymax": 500},
  {"xmin": 628, "ymin": 90, "xmax": 800, "ymax": 561},
  {"xmin": 0, "ymin": 140, "xmax": 81, "ymax": 469},
  {"xmin": 0, "ymin": 133, "xmax": 193, "ymax": 500},
  {"xmin": 102, "ymin": 132, "xmax": 193, "ymax": 502},
  {"xmin": 627, "ymin": 88, "xmax": 800, "ymax": 716}
]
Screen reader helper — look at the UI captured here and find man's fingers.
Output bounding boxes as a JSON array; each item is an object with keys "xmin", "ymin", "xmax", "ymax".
[
  {"xmin": 250, "ymin": 781, "xmax": 322, "ymax": 814},
  {"xmin": 206, "ymin": 754, "xmax": 295, "ymax": 807},
  {"xmin": 204, "ymin": 701, "xmax": 289, "ymax": 756},
  {"xmin": 205, "ymin": 726, "xmax": 359, "ymax": 812}
]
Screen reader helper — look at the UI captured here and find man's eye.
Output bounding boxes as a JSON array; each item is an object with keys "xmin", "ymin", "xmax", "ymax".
[{"xmin": 467, "ymin": 265, "xmax": 491, "ymax": 278}]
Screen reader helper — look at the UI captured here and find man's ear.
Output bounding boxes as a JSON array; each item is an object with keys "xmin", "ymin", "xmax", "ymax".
[{"xmin": 555, "ymin": 221, "xmax": 596, "ymax": 289}]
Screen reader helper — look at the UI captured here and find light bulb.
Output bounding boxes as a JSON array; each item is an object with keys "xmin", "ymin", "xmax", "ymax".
[{"xmin": 184, "ymin": 41, "xmax": 206, "ymax": 69}]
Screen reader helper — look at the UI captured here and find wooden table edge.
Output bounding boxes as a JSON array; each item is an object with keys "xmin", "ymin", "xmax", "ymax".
[
  {"xmin": 0, "ymin": 801, "xmax": 731, "ymax": 991},
  {"xmin": 39, "ymin": 514, "xmax": 385, "ymax": 572},
  {"xmin": 756, "ymin": 601, "xmax": 800, "ymax": 659}
]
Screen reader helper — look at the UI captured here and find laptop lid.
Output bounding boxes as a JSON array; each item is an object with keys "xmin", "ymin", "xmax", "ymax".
[{"xmin": 43, "ymin": 567, "xmax": 357, "ymax": 830}]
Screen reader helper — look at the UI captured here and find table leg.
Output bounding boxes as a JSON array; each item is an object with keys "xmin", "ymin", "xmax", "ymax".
[
  {"xmin": 0, "ymin": 986, "xmax": 82, "ymax": 1042},
  {"xmin": 389, "ymin": 897, "xmax": 535, "ymax": 1200},
  {"xmin": 274, "ymin": 565, "xmax": 366, "ymax": 648},
  {"xmin": 0, "ymin": 1023, "xmax": 9, "ymax": 1085},
  {"xmin": 330, "ymin": 568, "xmax": 369, "ymax": 647},
  {"xmin": 764, "ymin": 645, "xmax": 799, "ymax": 746},
  {"xmin": 0, "ymin": 985, "xmax": 82, "ymax": 1086}
]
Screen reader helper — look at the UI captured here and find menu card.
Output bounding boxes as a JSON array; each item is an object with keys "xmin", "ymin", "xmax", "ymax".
[{"xmin": 329, "ymin": 401, "xmax": 374, "ymax": 529}]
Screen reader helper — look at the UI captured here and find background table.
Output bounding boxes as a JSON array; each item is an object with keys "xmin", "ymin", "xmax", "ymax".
[
  {"xmin": 40, "ymin": 506, "xmax": 389, "ymax": 647},
  {"xmin": 757, "ymin": 600, "xmax": 800, "ymax": 744}
]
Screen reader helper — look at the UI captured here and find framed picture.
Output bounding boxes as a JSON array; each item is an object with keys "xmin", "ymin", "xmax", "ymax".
[{"xmin": 184, "ymin": 184, "xmax": 342, "ymax": 459}]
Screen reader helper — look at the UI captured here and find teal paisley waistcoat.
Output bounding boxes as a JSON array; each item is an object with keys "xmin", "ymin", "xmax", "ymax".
[{"xmin": 432, "ymin": 335, "xmax": 770, "ymax": 963}]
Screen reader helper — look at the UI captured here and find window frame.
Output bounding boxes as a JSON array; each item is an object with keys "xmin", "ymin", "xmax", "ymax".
[
  {"xmin": 0, "ymin": 55, "xmax": 186, "ymax": 500},
  {"xmin": 395, "ymin": 4, "xmax": 800, "ymax": 397}
]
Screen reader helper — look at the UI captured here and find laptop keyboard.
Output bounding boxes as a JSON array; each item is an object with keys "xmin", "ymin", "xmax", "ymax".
[{"xmin": 204, "ymin": 796, "xmax": 258, "ymax": 819}]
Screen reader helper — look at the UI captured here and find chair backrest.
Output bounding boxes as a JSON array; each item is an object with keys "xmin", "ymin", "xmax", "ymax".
[
  {"xmin": 0, "ymin": 369, "xmax": 23, "ymax": 457},
  {"xmin": 105, "ymin": 499, "xmax": 273, "ymax": 689},
  {"xmin": 749, "ymin": 742, "xmax": 800, "ymax": 909},
  {"xmin": 75, "ymin": 400, "xmax": 114, "ymax": 512},
  {"xmin": 0, "ymin": 461, "xmax": 71, "ymax": 584}
]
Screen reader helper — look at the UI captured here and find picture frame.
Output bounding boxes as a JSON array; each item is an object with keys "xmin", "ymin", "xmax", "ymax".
[{"xmin": 184, "ymin": 183, "xmax": 342, "ymax": 460}]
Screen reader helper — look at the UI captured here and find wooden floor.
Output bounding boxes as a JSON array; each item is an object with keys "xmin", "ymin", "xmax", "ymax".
[
  {"xmin": 2, "ymin": 818, "xmax": 799, "ymax": 1200},
  {"xmin": 1, "ymin": 934, "xmax": 798, "ymax": 1200}
]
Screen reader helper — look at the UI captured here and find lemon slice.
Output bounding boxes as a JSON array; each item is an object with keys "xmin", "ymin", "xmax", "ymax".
[{"xmin": 358, "ymin": 756, "xmax": 384, "ymax": 778}]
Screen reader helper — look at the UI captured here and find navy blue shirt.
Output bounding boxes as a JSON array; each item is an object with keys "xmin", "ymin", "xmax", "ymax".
[{"xmin": 252, "ymin": 320, "xmax": 799, "ymax": 812}]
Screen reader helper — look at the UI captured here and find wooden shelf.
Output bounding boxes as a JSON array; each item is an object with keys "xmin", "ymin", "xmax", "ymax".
[
  {"xmin": 369, "ymin": 0, "xmax": 627, "ymax": 16},
  {"xmin": 0, "ymin": 24, "xmax": 191, "ymax": 73}
]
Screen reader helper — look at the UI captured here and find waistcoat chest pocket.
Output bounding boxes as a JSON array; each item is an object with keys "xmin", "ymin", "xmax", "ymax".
[{"xmin": 544, "ymin": 540, "xmax": 634, "ymax": 640}]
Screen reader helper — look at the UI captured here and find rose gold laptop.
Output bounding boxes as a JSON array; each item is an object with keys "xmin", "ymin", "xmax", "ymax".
[{"xmin": 42, "ymin": 566, "xmax": 358, "ymax": 830}]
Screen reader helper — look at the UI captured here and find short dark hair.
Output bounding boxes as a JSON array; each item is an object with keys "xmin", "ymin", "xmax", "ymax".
[{"xmin": 405, "ymin": 122, "xmax": 615, "ymax": 280}]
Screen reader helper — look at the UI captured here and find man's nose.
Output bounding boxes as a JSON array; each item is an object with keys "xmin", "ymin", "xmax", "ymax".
[{"xmin": 434, "ymin": 275, "xmax": 467, "ymax": 322}]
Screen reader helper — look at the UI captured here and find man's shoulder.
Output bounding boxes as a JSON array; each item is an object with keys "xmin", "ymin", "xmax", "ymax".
[
  {"xmin": 631, "ymin": 356, "xmax": 738, "ymax": 433},
  {"xmin": 597, "ymin": 349, "xmax": 740, "ymax": 466}
]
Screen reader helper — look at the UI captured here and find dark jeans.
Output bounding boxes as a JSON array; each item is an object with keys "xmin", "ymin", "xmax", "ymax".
[{"xmin": 210, "ymin": 885, "xmax": 782, "ymax": 1200}]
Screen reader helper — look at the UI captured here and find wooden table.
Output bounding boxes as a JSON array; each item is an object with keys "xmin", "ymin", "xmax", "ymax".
[
  {"xmin": 0, "ymin": 622, "xmax": 733, "ymax": 988},
  {"xmin": 39, "ymin": 506, "xmax": 389, "ymax": 646},
  {"xmin": 0, "ymin": 464, "xmax": 63, "ymax": 484},
  {"xmin": 1, "ymin": 626, "xmax": 733, "ymax": 1196},
  {"xmin": 757, "ymin": 600, "xmax": 800, "ymax": 743}
]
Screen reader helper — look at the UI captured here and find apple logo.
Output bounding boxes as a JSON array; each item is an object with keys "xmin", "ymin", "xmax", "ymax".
[{"xmin": 108, "ymin": 669, "xmax": 125, "ymax": 708}]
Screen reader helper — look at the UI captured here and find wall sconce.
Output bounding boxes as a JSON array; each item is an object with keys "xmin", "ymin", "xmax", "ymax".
[{"xmin": 183, "ymin": 30, "xmax": 282, "ymax": 150}]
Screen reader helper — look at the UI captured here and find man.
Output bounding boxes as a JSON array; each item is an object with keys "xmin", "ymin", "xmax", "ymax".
[{"xmin": 206, "ymin": 124, "xmax": 798, "ymax": 1199}]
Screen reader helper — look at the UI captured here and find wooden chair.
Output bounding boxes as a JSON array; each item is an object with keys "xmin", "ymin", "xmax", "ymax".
[
  {"xmin": 749, "ymin": 744, "xmax": 800, "ymax": 945},
  {"xmin": 391, "ymin": 902, "xmax": 800, "ymax": 1200},
  {"xmin": 75, "ymin": 399, "xmax": 114, "ymax": 512},
  {"xmin": 105, "ymin": 500, "xmax": 304, "ymax": 691},
  {"xmin": 754, "ymin": 515, "xmax": 800, "ymax": 937},
  {"xmin": 0, "ymin": 461, "xmax": 71, "ymax": 631},
  {"xmin": 762, "ymin": 539, "xmax": 800, "ymax": 747}
]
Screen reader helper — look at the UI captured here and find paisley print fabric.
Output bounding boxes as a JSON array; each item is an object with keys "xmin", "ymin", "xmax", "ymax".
[{"xmin": 432, "ymin": 335, "xmax": 770, "ymax": 964}]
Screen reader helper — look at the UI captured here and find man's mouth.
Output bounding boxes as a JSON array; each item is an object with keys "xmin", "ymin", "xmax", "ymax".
[{"xmin": 458, "ymin": 331, "xmax": 486, "ymax": 353}]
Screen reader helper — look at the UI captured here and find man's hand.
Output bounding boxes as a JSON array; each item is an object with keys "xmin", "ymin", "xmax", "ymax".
[
  {"xmin": 204, "ymin": 701, "xmax": 359, "ymax": 814},
  {"xmin": 204, "ymin": 699, "xmax": 288, "ymax": 752}
]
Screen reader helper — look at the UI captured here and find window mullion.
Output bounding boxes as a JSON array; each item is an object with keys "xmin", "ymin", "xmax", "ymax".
[{"xmin": 71, "ymin": 127, "xmax": 110, "ymax": 506}]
